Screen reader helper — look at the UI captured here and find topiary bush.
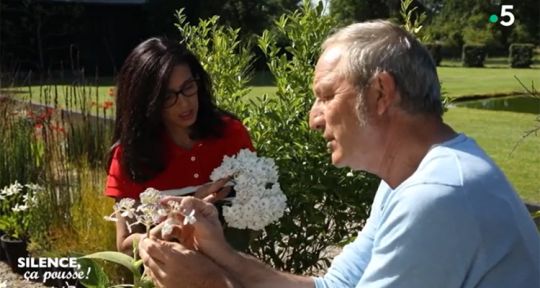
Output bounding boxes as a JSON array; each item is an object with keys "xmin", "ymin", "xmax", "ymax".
[
  {"xmin": 509, "ymin": 43, "xmax": 534, "ymax": 68},
  {"xmin": 462, "ymin": 44, "xmax": 486, "ymax": 67},
  {"xmin": 176, "ymin": 0, "xmax": 378, "ymax": 274}
]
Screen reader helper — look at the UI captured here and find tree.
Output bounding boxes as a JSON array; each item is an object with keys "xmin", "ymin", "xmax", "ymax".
[
  {"xmin": 0, "ymin": 0, "xmax": 84, "ymax": 74},
  {"xmin": 425, "ymin": 0, "xmax": 539, "ymax": 54},
  {"xmin": 329, "ymin": 0, "xmax": 391, "ymax": 25},
  {"xmin": 144, "ymin": 0, "xmax": 299, "ymax": 41}
]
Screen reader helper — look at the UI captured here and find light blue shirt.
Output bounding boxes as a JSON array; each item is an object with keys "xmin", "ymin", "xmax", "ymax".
[{"xmin": 314, "ymin": 134, "xmax": 540, "ymax": 288}]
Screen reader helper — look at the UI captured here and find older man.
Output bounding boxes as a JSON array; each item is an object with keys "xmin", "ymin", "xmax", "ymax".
[{"xmin": 139, "ymin": 20, "xmax": 540, "ymax": 288}]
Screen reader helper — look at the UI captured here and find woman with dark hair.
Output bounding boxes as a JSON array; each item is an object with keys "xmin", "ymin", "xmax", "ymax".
[{"xmin": 105, "ymin": 37, "xmax": 254, "ymax": 254}]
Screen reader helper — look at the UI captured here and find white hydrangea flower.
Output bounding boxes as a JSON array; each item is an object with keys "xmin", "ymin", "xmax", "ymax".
[
  {"xmin": 211, "ymin": 149, "xmax": 287, "ymax": 230},
  {"xmin": 167, "ymin": 200, "xmax": 181, "ymax": 213},
  {"xmin": 161, "ymin": 217, "xmax": 180, "ymax": 239},
  {"xmin": 183, "ymin": 209, "xmax": 196, "ymax": 225},
  {"xmin": 140, "ymin": 188, "xmax": 161, "ymax": 205},
  {"xmin": 105, "ymin": 189, "xmax": 199, "ymax": 240}
]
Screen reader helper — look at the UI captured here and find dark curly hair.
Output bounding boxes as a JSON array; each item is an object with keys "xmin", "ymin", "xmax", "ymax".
[{"xmin": 109, "ymin": 37, "xmax": 232, "ymax": 182}]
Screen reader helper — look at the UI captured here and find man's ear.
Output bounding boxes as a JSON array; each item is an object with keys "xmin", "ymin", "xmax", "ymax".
[{"xmin": 374, "ymin": 71, "xmax": 398, "ymax": 116}]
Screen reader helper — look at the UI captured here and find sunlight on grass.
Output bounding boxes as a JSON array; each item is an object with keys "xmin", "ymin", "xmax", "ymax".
[
  {"xmin": 246, "ymin": 86, "xmax": 277, "ymax": 100},
  {"xmin": 438, "ymin": 67, "xmax": 540, "ymax": 99},
  {"xmin": 444, "ymin": 107, "xmax": 540, "ymax": 203},
  {"xmin": 3, "ymin": 69, "xmax": 538, "ymax": 205}
]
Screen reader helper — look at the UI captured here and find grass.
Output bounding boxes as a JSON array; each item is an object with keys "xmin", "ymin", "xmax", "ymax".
[
  {"xmin": 2, "ymin": 63, "xmax": 538, "ymax": 204},
  {"xmin": 3, "ymin": 85, "xmax": 114, "ymax": 111},
  {"xmin": 3, "ymin": 64, "xmax": 538, "ymax": 104},
  {"xmin": 437, "ymin": 67, "xmax": 539, "ymax": 99},
  {"xmin": 444, "ymin": 107, "xmax": 540, "ymax": 203},
  {"xmin": 246, "ymin": 67, "xmax": 540, "ymax": 100}
]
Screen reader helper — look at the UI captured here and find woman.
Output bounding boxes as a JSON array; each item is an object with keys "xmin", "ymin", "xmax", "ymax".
[{"xmin": 105, "ymin": 37, "xmax": 254, "ymax": 255}]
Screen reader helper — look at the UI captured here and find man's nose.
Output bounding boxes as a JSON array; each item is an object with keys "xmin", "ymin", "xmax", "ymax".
[{"xmin": 309, "ymin": 107, "xmax": 325, "ymax": 132}]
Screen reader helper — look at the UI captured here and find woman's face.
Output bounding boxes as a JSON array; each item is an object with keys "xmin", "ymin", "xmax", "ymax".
[{"xmin": 162, "ymin": 64, "xmax": 199, "ymax": 131}]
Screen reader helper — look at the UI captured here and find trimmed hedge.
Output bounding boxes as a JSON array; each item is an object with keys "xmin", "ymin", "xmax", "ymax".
[
  {"xmin": 462, "ymin": 44, "xmax": 486, "ymax": 67},
  {"xmin": 509, "ymin": 43, "xmax": 534, "ymax": 68},
  {"xmin": 425, "ymin": 43, "xmax": 442, "ymax": 66}
]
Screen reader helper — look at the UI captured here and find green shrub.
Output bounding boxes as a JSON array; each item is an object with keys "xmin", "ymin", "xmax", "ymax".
[
  {"xmin": 509, "ymin": 43, "xmax": 535, "ymax": 68},
  {"xmin": 176, "ymin": 0, "xmax": 378, "ymax": 273},
  {"xmin": 462, "ymin": 44, "xmax": 486, "ymax": 67},
  {"xmin": 175, "ymin": 9, "xmax": 253, "ymax": 116}
]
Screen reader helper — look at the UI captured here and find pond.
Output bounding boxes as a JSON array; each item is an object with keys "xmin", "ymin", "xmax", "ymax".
[{"xmin": 454, "ymin": 95, "xmax": 540, "ymax": 114}]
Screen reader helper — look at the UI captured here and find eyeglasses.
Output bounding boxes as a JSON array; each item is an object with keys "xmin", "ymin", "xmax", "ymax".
[{"xmin": 164, "ymin": 77, "xmax": 199, "ymax": 108}]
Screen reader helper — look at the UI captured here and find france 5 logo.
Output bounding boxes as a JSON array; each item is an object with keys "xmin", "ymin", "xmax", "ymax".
[{"xmin": 489, "ymin": 5, "xmax": 515, "ymax": 26}]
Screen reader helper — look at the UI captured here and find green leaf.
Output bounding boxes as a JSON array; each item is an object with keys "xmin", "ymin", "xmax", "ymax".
[
  {"xmin": 81, "ymin": 251, "xmax": 140, "ymax": 277},
  {"xmin": 77, "ymin": 258, "xmax": 110, "ymax": 288}
]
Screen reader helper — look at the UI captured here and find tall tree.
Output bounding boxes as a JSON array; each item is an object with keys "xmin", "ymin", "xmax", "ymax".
[
  {"xmin": 425, "ymin": 0, "xmax": 539, "ymax": 50},
  {"xmin": 0, "ymin": 0, "xmax": 84, "ymax": 73},
  {"xmin": 144, "ymin": 0, "xmax": 299, "ymax": 40},
  {"xmin": 329, "ymin": 0, "xmax": 391, "ymax": 25}
]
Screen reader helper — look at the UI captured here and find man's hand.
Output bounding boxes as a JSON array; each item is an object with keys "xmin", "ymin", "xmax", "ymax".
[
  {"xmin": 160, "ymin": 196, "xmax": 228, "ymax": 254},
  {"xmin": 145, "ymin": 197, "xmax": 314, "ymax": 288},
  {"xmin": 139, "ymin": 237, "xmax": 241, "ymax": 288}
]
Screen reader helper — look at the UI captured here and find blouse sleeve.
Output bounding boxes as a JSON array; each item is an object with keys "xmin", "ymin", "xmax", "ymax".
[
  {"xmin": 104, "ymin": 146, "xmax": 145, "ymax": 199},
  {"xmin": 223, "ymin": 119, "xmax": 255, "ymax": 156}
]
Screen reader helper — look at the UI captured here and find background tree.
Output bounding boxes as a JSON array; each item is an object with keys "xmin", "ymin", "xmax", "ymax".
[
  {"xmin": 425, "ymin": 0, "xmax": 539, "ymax": 56},
  {"xmin": 329, "ymin": 0, "xmax": 390, "ymax": 25},
  {"xmin": 0, "ymin": 0, "xmax": 84, "ymax": 75},
  {"xmin": 145, "ymin": 0, "xmax": 299, "ymax": 40}
]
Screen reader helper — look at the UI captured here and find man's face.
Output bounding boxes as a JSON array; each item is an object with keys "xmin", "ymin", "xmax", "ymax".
[{"xmin": 309, "ymin": 46, "xmax": 370, "ymax": 169}]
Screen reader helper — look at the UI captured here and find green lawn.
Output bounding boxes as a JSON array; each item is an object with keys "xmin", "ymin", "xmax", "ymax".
[
  {"xmin": 2, "ymin": 85, "xmax": 114, "ymax": 112},
  {"xmin": 444, "ymin": 107, "xmax": 540, "ymax": 203},
  {"xmin": 246, "ymin": 67, "xmax": 540, "ymax": 100},
  {"xmin": 2, "ymin": 67, "xmax": 539, "ymax": 204},
  {"xmin": 437, "ymin": 67, "xmax": 539, "ymax": 99},
  {"xmin": 3, "ymin": 66, "xmax": 538, "ymax": 103}
]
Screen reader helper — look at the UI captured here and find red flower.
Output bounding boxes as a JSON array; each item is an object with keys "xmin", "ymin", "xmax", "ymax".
[
  {"xmin": 50, "ymin": 124, "xmax": 66, "ymax": 134},
  {"xmin": 102, "ymin": 101, "xmax": 114, "ymax": 110},
  {"xmin": 108, "ymin": 88, "xmax": 115, "ymax": 97}
]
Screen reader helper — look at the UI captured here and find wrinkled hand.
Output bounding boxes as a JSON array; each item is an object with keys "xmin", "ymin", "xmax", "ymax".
[
  {"xmin": 139, "ymin": 237, "xmax": 235, "ymax": 288},
  {"xmin": 193, "ymin": 178, "xmax": 232, "ymax": 203},
  {"xmin": 147, "ymin": 218, "xmax": 196, "ymax": 250},
  {"xmin": 159, "ymin": 196, "xmax": 227, "ymax": 254}
]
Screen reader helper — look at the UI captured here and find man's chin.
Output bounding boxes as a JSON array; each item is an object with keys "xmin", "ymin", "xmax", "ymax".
[{"xmin": 331, "ymin": 155, "xmax": 346, "ymax": 168}]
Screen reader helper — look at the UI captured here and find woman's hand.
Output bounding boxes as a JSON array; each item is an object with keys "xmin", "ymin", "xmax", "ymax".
[{"xmin": 193, "ymin": 178, "xmax": 232, "ymax": 203}]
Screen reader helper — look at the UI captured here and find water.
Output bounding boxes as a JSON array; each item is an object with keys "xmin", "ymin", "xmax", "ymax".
[{"xmin": 454, "ymin": 95, "xmax": 540, "ymax": 114}]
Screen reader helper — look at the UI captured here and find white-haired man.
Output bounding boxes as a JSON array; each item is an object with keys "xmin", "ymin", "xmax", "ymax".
[{"xmin": 139, "ymin": 20, "xmax": 540, "ymax": 288}]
